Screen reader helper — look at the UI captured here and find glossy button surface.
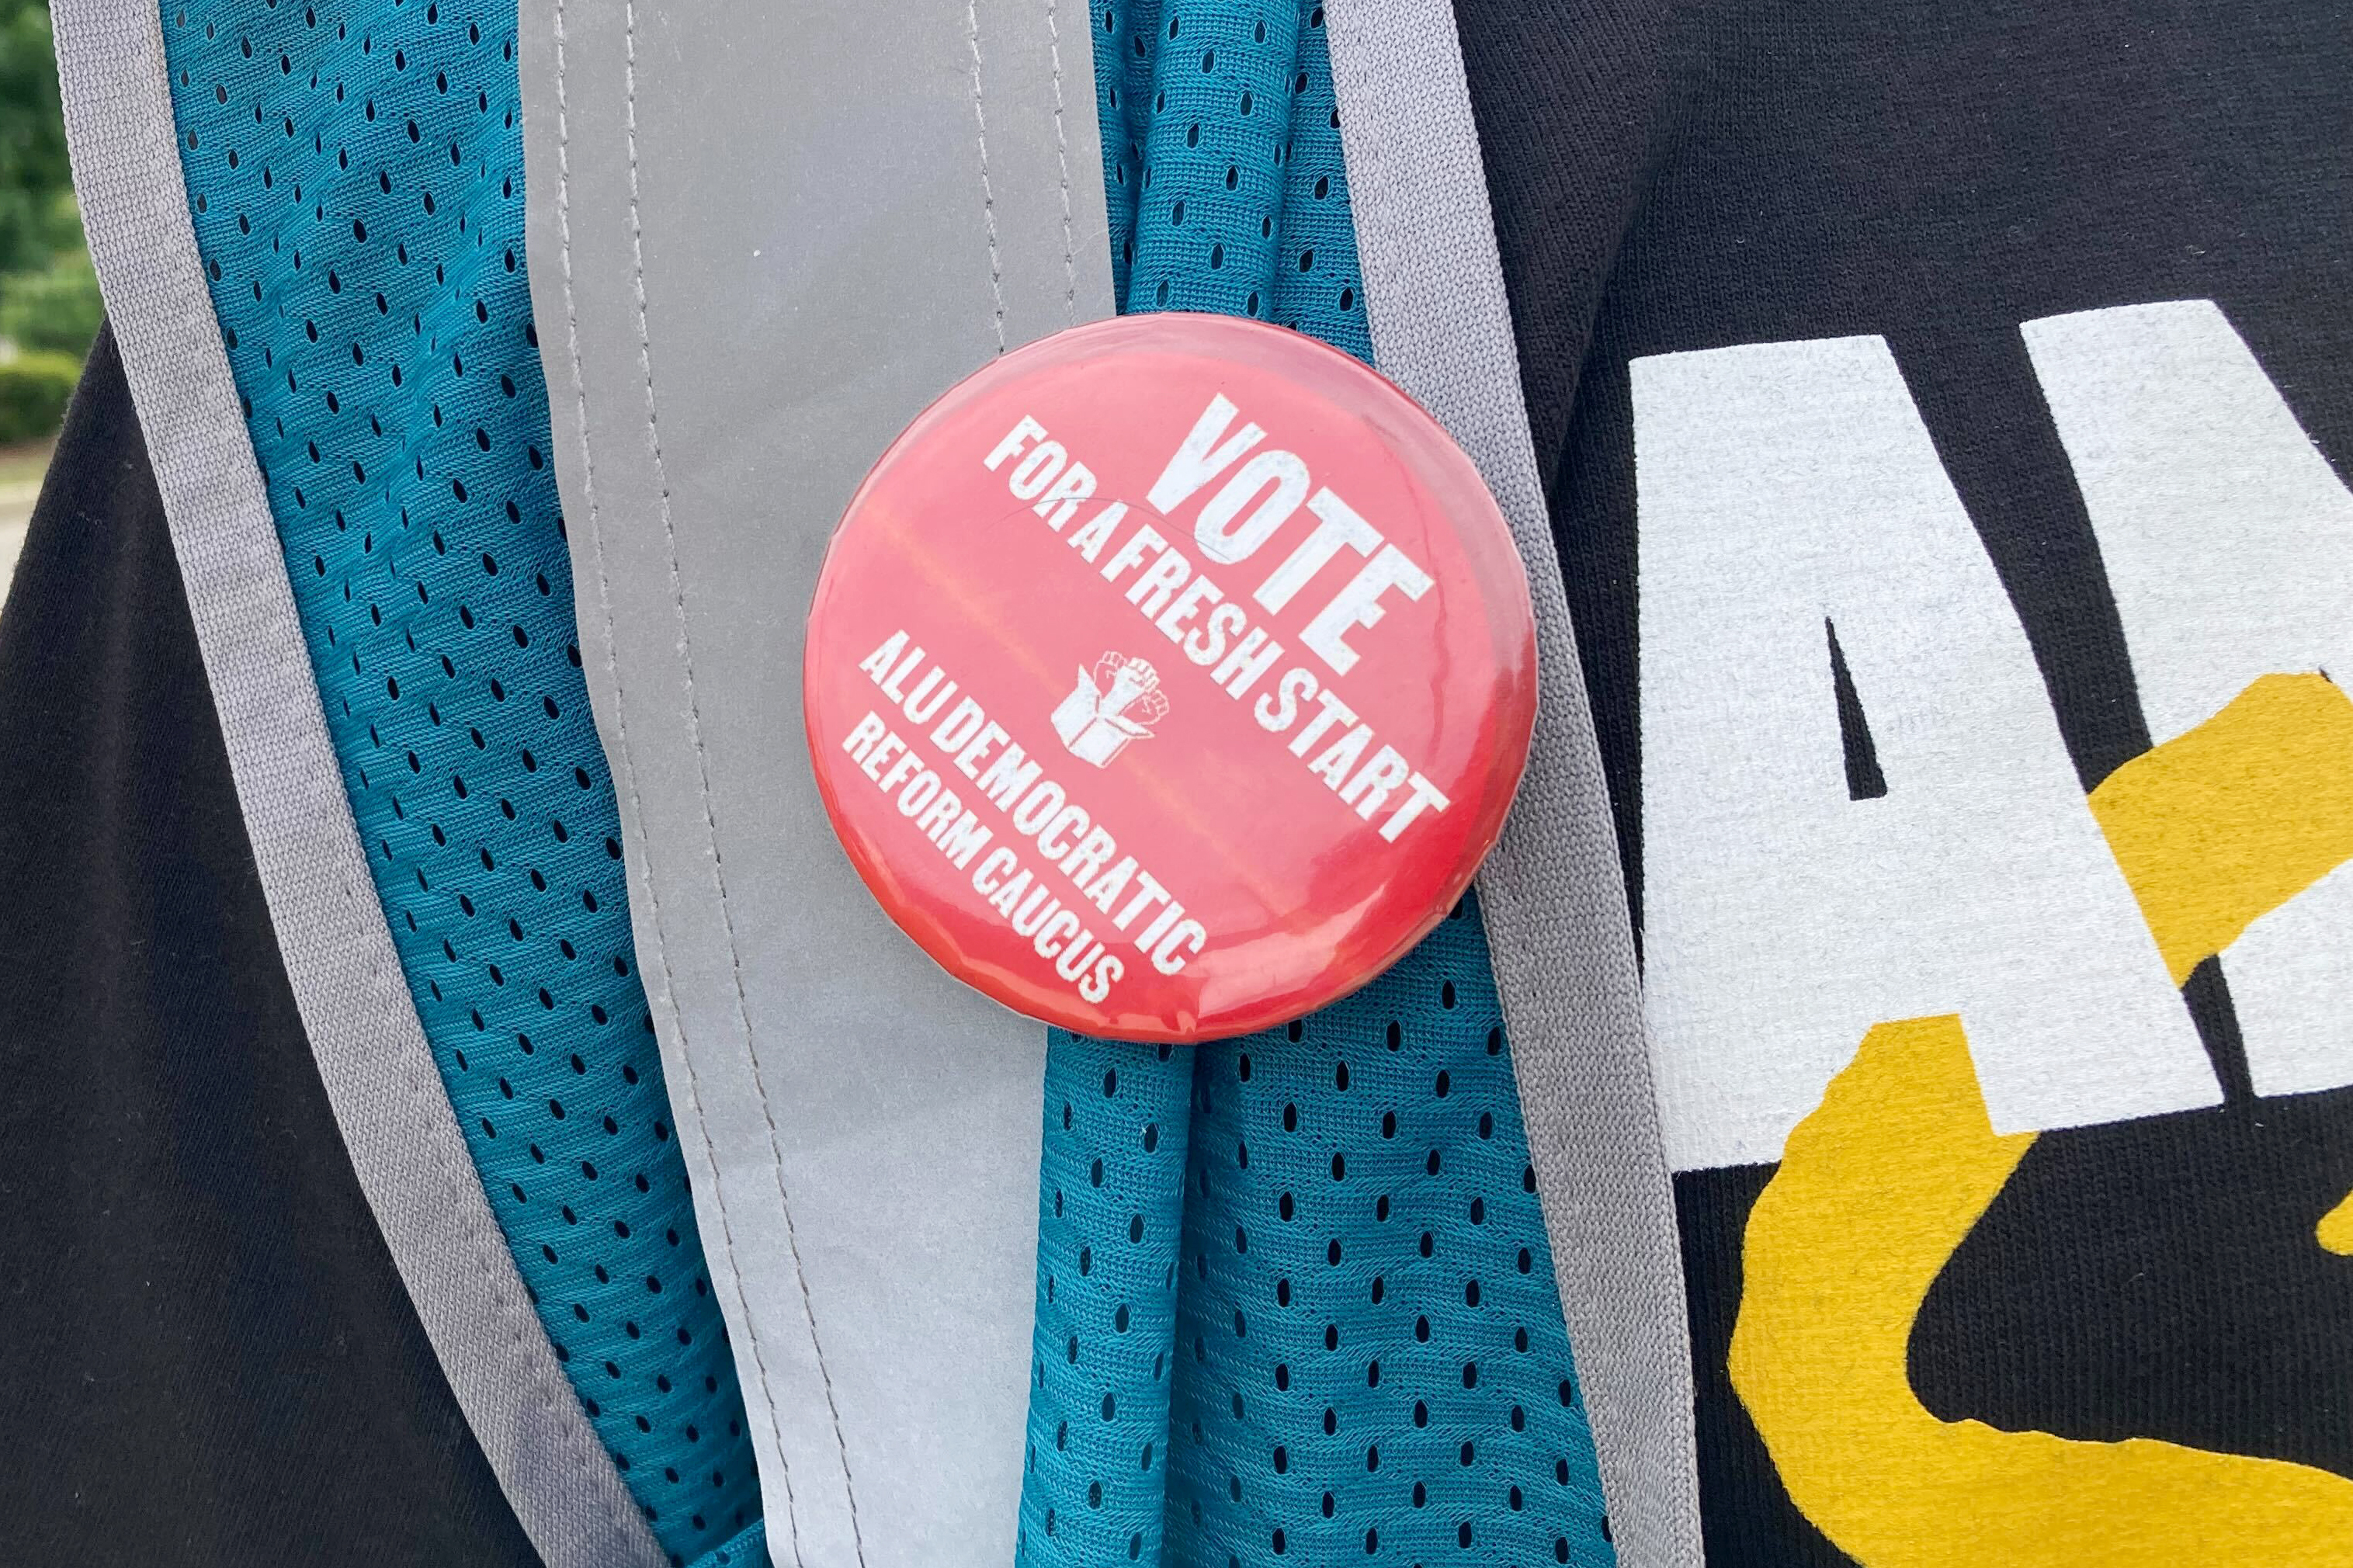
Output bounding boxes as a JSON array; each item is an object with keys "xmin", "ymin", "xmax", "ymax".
[{"xmin": 803, "ymin": 314, "xmax": 1536, "ymax": 1042}]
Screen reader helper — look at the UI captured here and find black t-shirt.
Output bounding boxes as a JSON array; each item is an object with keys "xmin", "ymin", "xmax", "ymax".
[{"xmin": 1457, "ymin": 0, "xmax": 2353, "ymax": 1559}]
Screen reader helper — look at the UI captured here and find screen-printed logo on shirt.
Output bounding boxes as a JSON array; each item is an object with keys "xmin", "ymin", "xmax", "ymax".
[{"xmin": 1633, "ymin": 299, "xmax": 2353, "ymax": 1563}]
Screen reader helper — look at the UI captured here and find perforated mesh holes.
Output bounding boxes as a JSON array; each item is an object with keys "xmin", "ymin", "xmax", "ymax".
[
  {"xmin": 1019, "ymin": 1041, "xmax": 1196, "ymax": 1565},
  {"xmin": 1166, "ymin": 902, "xmax": 1613, "ymax": 1567},
  {"xmin": 685, "ymin": 1517, "xmax": 769, "ymax": 1568},
  {"xmin": 1099, "ymin": 0, "xmax": 1369, "ymax": 356},
  {"xmin": 1022, "ymin": 908, "xmax": 1615, "ymax": 1567},
  {"xmin": 159, "ymin": 0, "xmax": 758, "ymax": 1558}
]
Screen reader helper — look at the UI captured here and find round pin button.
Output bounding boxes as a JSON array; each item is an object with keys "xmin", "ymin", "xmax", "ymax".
[{"xmin": 804, "ymin": 314, "xmax": 1535, "ymax": 1042}]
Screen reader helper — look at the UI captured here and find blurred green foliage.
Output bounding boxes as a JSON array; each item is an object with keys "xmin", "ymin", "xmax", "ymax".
[
  {"xmin": 0, "ymin": 0, "xmax": 72, "ymax": 278},
  {"xmin": 0, "ymin": 348, "xmax": 75, "ymax": 442},
  {"xmin": 2, "ymin": 247, "xmax": 98, "ymax": 355},
  {"xmin": 0, "ymin": 0, "xmax": 93, "ymax": 439}
]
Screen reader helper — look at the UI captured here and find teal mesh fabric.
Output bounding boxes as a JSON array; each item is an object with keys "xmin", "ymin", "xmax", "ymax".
[
  {"xmin": 1169, "ymin": 902, "xmax": 1611, "ymax": 1566},
  {"xmin": 158, "ymin": 0, "xmax": 758, "ymax": 1557},
  {"xmin": 1097, "ymin": 0, "xmax": 1367, "ymax": 351},
  {"xmin": 1020, "ymin": 5, "xmax": 1616, "ymax": 1564},
  {"xmin": 1021, "ymin": 1042, "xmax": 1196, "ymax": 1562},
  {"xmin": 686, "ymin": 1518, "xmax": 769, "ymax": 1568}
]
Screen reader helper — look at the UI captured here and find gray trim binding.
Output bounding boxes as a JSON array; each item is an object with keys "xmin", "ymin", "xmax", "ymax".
[
  {"xmin": 51, "ymin": 3, "xmax": 670, "ymax": 1565},
  {"xmin": 1324, "ymin": 4, "xmax": 1706, "ymax": 1563}
]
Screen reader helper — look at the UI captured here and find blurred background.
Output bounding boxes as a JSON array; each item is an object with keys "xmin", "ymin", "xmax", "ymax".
[{"xmin": 0, "ymin": 0, "xmax": 96, "ymax": 607}]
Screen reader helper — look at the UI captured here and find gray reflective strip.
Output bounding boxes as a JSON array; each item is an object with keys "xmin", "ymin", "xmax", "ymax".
[
  {"xmin": 516, "ymin": 0, "xmax": 1110, "ymax": 1559},
  {"xmin": 52, "ymin": 4, "xmax": 667, "ymax": 1564},
  {"xmin": 1324, "ymin": 4, "xmax": 1705, "ymax": 1563}
]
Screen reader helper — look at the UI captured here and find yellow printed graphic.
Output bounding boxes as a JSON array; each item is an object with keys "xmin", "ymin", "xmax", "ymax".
[
  {"xmin": 2320, "ymin": 1190, "xmax": 2353, "ymax": 1258},
  {"xmin": 1734, "ymin": 673, "xmax": 2353, "ymax": 1563},
  {"xmin": 1732, "ymin": 1017, "xmax": 2353, "ymax": 1563},
  {"xmin": 2089, "ymin": 673, "xmax": 2353, "ymax": 983}
]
